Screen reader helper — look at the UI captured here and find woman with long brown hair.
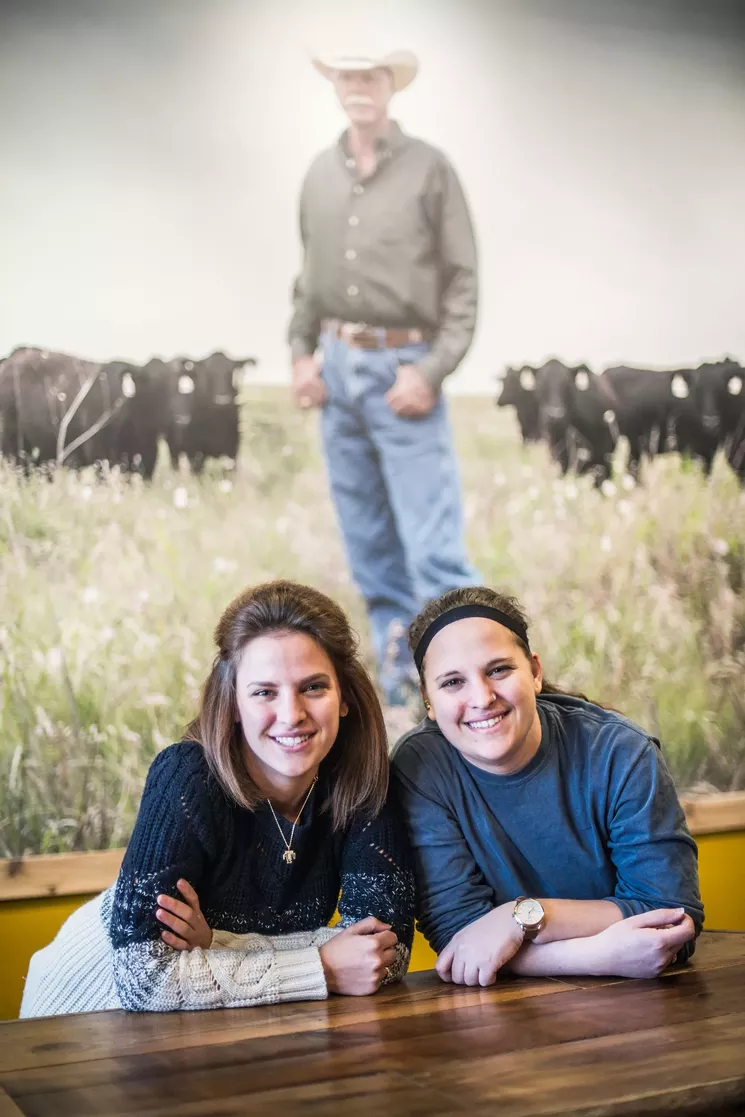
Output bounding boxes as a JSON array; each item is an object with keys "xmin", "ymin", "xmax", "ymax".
[
  {"xmin": 392, "ymin": 585, "xmax": 703, "ymax": 986},
  {"xmin": 21, "ymin": 581, "xmax": 414, "ymax": 1016}
]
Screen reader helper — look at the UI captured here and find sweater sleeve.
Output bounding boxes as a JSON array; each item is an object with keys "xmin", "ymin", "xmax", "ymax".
[
  {"xmin": 108, "ymin": 744, "xmax": 331, "ymax": 1011},
  {"xmin": 211, "ymin": 926, "xmax": 340, "ymax": 951},
  {"xmin": 336, "ymin": 788, "xmax": 416, "ymax": 983},
  {"xmin": 391, "ymin": 742, "xmax": 495, "ymax": 955},
  {"xmin": 604, "ymin": 739, "xmax": 704, "ymax": 960}
]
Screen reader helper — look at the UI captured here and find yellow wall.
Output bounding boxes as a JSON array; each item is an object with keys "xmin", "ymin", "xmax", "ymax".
[
  {"xmin": 1, "ymin": 894, "xmax": 92, "ymax": 1022},
  {"xmin": 1, "ymin": 830, "xmax": 741, "ymax": 1022},
  {"xmin": 695, "ymin": 831, "xmax": 745, "ymax": 930}
]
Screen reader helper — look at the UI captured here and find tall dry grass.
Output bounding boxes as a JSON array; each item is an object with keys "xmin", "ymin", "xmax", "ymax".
[{"xmin": 1, "ymin": 387, "xmax": 744, "ymax": 856}]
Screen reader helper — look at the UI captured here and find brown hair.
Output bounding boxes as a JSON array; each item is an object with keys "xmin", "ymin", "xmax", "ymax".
[
  {"xmin": 184, "ymin": 580, "xmax": 389, "ymax": 830},
  {"xmin": 408, "ymin": 585, "xmax": 594, "ymax": 703}
]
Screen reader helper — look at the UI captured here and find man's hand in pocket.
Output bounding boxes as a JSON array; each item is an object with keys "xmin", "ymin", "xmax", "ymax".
[{"xmin": 385, "ymin": 364, "xmax": 437, "ymax": 418}]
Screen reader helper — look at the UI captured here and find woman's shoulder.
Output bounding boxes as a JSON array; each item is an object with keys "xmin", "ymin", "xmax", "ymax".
[
  {"xmin": 145, "ymin": 739, "xmax": 209, "ymax": 783},
  {"xmin": 538, "ymin": 693, "xmax": 656, "ymax": 764},
  {"xmin": 390, "ymin": 718, "xmax": 458, "ymax": 787},
  {"xmin": 125, "ymin": 742, "xmax": 229, "ymax": 863},
  {"xmin": 142, "ymin": 740, "xmax": 227, "ymax": 811}
]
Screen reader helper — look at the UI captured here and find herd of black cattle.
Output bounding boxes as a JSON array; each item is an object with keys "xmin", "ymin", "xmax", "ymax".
[
  {"xmin": 0, "ymin": 347, "xmax": 257, "ymax": 477},
  {"xmin": 1, "ymin": 346, "xmax": 744, "ymax": 487},
  {"xmin": 497, "ymin": 356, "xmax": 745, "ymax": 486}
]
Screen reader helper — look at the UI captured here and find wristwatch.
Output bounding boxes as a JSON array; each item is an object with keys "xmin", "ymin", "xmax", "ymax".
[{"xmin": 513, "ymin": 896, "xmax": 546, "ymax": 940}]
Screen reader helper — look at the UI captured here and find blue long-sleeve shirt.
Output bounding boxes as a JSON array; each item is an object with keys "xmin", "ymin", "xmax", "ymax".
[{"xmin": 391, "ymin": 693, "xmax": 703, "ymax": 957}]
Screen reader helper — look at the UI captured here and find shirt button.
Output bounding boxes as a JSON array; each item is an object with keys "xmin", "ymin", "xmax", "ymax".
[
  {"xmin": 353, "ymin": 184, "xmax": 364, "ymax": 195},
  {"xmin": 348, "ymin": 215, "xmax": 359, "ymax": 227},
  {"xmin": 347, "ymin": 285, "xmax": 359, "ymax": 297},
  {"xmin": 345, "ymin": 249, "xmax": 357, "ymax": 260}
]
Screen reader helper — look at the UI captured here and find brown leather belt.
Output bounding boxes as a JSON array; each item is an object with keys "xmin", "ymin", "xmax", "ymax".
[{"xmin": 322, "ymin": 319, "xmax": 431, "ymax": 350}]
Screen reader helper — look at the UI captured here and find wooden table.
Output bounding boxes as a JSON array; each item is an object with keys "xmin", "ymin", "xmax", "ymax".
[{"xmin": 1, "ymin": 931, "xmax": 744, "ymax": 1117}]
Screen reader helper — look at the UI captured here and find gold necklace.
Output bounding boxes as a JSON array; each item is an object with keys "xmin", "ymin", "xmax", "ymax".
[{"xmin": 266, "ymin": 776, "xmax": 318, "ymax": 864}]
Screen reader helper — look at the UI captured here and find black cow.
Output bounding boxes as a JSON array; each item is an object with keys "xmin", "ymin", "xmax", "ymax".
[
  {"xmin": 164, "ymin": 351, "xmax": 256, "ymax": 473},
  {"xmin": 691, "ymin": 357, "xmax": 745, "ymax": 482},
  {"xmin": 532, "ymin": 358, "xmax": 616, "ymax": 484},
  {"xmin": 0, "ymin": 348, "xmax": 95, "ymax": 467},
  {"xmin": 496, "ymin": 366, "xmax": 541, "ymax": 444},
  {"xmin": 534, "ymin": 362, "xmax": 710, "ymax": 483},
  {"xmin": 602, "ymin": 364, "xmax": 736, "ymax": 480},
  {"xmin": 104, "ymin": 358, "xmax": 171, "ymax": 479},
  {"xmin": 598, "ymin": 366, "xmax": 678, "ymax": 480},
  {"xmin": 0, "ymin": 348, "xmax": 161, "ymax": 477},
  {"xmin": 658, "ymin": 366, "xmax": 720, "ymax": 476}
]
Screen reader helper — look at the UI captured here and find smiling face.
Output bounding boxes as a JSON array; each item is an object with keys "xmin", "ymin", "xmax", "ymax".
[
  {"xmin": 422, "ymin": 617, "xmax": 543, "ymax": 776},
  {"xmin": 332, "ymin": 67, "xmax": 394, "ymax": 127},
  {"xmin": 235, "ymin": 631, "xmax": 347, "ymax": 798}
]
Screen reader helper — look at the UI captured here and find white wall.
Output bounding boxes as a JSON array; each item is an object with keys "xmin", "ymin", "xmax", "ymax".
[{"xmin": 2, "ymin": 0, "xmax": 744, "ymax": 391}]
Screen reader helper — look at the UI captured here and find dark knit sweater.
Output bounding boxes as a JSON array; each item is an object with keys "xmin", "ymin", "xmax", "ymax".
[{"xmin": 107, "ymin": 741, "xmax": 415, "ymax": 1010}]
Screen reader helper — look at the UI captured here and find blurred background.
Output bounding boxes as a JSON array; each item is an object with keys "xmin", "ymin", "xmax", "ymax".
[
  {"xmin": 1, "ymin": 0, "xmax": 744, "ymax": 860},
  {"xmin": 3, "ymin": 0, "xmax": 745, "ymax": 384}
]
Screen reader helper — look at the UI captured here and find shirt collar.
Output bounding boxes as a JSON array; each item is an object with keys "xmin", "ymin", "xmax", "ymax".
[{"xmin": 338, "ymin": 120, "xmax": 407, "ymax": 159}]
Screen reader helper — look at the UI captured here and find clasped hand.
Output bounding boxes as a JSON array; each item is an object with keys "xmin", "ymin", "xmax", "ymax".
[{"xmin": 436, "ymin": 903, "xmax": 525, "ymax": 987}]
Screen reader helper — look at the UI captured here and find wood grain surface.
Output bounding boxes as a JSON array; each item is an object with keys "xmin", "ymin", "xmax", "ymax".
[{"xmin": 1, "ymin": 931, "xmax": 743, "ymax": 1117}]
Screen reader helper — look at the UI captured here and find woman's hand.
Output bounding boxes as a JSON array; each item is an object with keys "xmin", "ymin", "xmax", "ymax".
[
  {"xmin": 588, "ymin": 908, "xmax": 695, "ymax": 978},
  {"xmin": 155, "ymin": 879, "xmax": 213, "ymax": 951},
  {"xmin": 319, "ymin": 916, "xmax": 398, "ymax": 995},
  {"xmin": 436, "ymin": 903, "xmax": 524, "ymax": 987}
]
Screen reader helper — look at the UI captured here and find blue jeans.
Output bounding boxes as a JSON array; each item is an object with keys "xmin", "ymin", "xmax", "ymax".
[{"xmin": 320, "ymin": 332, "xmax": 478, "ymax": 704}]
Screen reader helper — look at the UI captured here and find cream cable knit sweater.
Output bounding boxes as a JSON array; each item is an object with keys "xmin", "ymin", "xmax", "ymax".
[{"xmin": 20, "ymin": 887, "xmax": 342, "ymax": 1017}]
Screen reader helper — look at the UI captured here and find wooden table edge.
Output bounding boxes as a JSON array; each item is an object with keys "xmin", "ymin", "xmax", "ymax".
[{"xmin": 0, "ymin": 1087, "xmax": 24, "ymax": 1117}]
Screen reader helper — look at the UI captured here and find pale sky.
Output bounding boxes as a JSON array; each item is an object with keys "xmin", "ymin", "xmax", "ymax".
[{"xmin": 2, "ymin": 0, "xmax": 745, "ymax": 391}]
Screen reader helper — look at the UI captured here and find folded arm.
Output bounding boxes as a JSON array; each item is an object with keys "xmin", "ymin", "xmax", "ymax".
[
  {"xmin": 392, "ymin": 742, "xmax": 701, "ymax": 987},
  {"xmin": 336, "ymin": 796, "xmax": 417, "ymax": 983},
  {"xmin": 109, "ymin": 747, "xmax": 334, "ymax": 1012},
  {"xmin": 113, "ymin": 920, "xmax": 331, "ymax": 1012},
  {"xmin": 600, "ymin": 739, "xmax": 703, "ymax": 962},
  {"xmin": 506, "ymin": 908, "xmax": 695, "ymax": 980}
]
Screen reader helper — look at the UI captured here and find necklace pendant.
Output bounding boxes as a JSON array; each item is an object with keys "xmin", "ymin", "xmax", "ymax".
[{"xmin": 282, "ymin": 849, "xmax": 296, "ymax": 864}]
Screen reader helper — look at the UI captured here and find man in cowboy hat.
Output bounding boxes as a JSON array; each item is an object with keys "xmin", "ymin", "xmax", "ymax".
[{"xmin": 288, "ymin": 47, "xmax": 478, "ymax": 707}]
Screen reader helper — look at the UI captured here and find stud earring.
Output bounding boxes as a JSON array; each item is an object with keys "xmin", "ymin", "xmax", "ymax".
[{"xmin": 423, "ymin": 699, "xmax": 431, "ymax": 711}]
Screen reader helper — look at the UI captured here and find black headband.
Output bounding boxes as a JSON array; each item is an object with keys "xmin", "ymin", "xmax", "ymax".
[{"xmin": 413, "ymin": 604, "xmax": 530, "ymax": 673}]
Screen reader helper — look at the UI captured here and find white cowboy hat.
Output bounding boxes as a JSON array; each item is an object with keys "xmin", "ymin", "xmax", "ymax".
[{"xmin": 311, "ymin": 50, "xmax": 419, "ymax": 93}]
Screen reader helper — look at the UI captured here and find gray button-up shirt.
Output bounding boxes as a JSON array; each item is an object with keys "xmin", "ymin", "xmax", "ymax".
[{"xmin": 288, "ymin": 122, "xmax": 478, "ymax": 389}]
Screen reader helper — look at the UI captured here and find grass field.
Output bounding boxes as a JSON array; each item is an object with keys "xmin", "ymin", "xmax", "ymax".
[{"xmin": 1, "ymin": 386, "xmax": 744, "ymax": 857}]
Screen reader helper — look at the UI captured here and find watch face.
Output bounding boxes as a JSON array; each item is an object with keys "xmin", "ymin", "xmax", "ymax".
[{"xmin": 516, "ymin": 898, "xmax": 544, "ymax": 927}]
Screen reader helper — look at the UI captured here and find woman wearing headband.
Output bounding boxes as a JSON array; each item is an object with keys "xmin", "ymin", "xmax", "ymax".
[
  {"xmin": 391, "ymin": 586, "xmax": 703, "ymax": 986},
  {"xmin": 21, "ymin": 581, "xmax": 415, "ymax": 1016}
]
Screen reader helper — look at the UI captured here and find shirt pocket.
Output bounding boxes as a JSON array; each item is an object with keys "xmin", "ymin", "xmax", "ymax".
[{"xmin": 374, "ymin": 193, "xmax": 430, "ymax": 248}]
